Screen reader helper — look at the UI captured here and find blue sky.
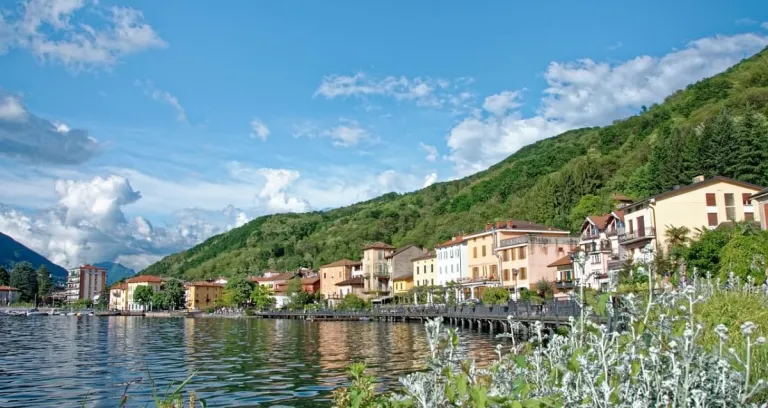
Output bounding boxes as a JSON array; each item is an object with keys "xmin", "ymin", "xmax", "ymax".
[{"xmin": 1, "ymin": 0, "xmax": 767, "ymax": 270}]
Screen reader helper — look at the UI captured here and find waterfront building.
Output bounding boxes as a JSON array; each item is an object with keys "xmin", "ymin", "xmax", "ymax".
[
  {"xmin": 319, "ymin": 259, "xmax": 363, "ymax": 306},
  {"xmin": 361, "ymin": 242, "xmax": 395, "ymax": 298},
  {"xmin": 125, "ymin": 275, "xmax": 164, "ymax": 311},
  {"xmin": 620, "ymin": 176, "xmax": 762, "ymax": 261},
  {"xmin": 301, "ymin": 277, "xmax": 320, "ymax": 294},
  {"xmin": 109, "ymin": 282, "xmax": 128, "ymax": 311},
  {"xmin": 463, "ymin": 220, "xmax": 570, "ymax": 299},
  {"xmin": 66, "ymin": 264, "xmax": 107, "ymax": 303},
  {"xmin": 548, "ymin": 255, "xmax": 576, "ymax": 298},
  {"xmin": 435, "ymin": 236, "xmax": 467, "ymax": 288},
  {"xmin": 185, "ymin": 281, "xmax": 224, "ymax": 310},
  {"xmin": 496, "ymin": 234, "xmax": 579, "ymax": 297},
  {"xmin": 334, "ymin": 276, "xmax": 367, "ymax": 299},
  {"xmin": 252, "ymin": 272, "xmax": 296, "ymax": 308},
  {"xmin": 573, "ymin": 211, "xmax": 626, "ymax": 290},
  {"xmin": 412, "ymin": 250, "xmax": 436, "ymax": 288},
  {"xmin": 392, "ymin": 271, "xmax": 413, "ymax": 295},
  {"xmin": 751, "ymin": 188, "xmax": 768, "ymax": 230},
  {"xmin": 385, "ymin": 245, "xmax": 425, "ymax": 299},
  {"xmin": 0, "ymin": 285, "xmax": 19, "ymax": 305}
]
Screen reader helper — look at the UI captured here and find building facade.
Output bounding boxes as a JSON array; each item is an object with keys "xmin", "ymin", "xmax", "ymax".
[
  {"xmin": 412, "ymin": 251, "xmax": 436, "ymax": 287},
  {"xmin": 573, "ymin": 211, "xmax": 626, "ymax": 290},
  {"xmin": 621, "ymin": 176, "xmax": 762, "ymax": 261},
  {"xmin": 109, "ymin": 283, "xmax": 128, "ymax": 311},
  {"xmin": 361, "ymin": 242, "xmax": 395, "ymax": 296},
  {"xmin": 392, "ymin": 273, "xmax": 413, "ymax": 295},
  {"xmin": 125, "ymin": 275, "xmax": 164, "ymax": 311},
  {"xmin": 435, "ymin": 236, "xmax": 467, "ymax": 287},
  {"xmin": 319, "ymin": 259, "xmax": 362, "ymax": 304},
  {"xmin": 335, "ymin": 276, "xmax": 367, "ymax": 300},
  {"xmin": 66, "ymin": 264, "xmax": 107, "ymax": 303},
  {"xmin": 0, "ymin": 285, "xmax": 20, "ymax": 305},
  {"xmin": 186, "ymin": 281, "xmax": 224, "ymax": 310},
  {"xmin": 497, "ymin": 234, "xmax": 579, "ymax": 297},
  {"xmin": 750, "ymin": 188, "xmax": 768, "ymax": 230},
  {"xmin": 547, "ymin": 255, "xmax": 576, "ymax": 298}
]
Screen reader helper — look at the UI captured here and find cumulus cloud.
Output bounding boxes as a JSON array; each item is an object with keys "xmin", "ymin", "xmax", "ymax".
[
  {"xmin": 293, "ymin": 119, "xmax": 372, "ymax": 147},
  {"xmin": 315, "ymin": 72, "xmax": 470, "ymax": 108},
  {"xmin": 0, "ymin": 0, "xmax": 166, "ymax": 70},
  {"xmin": 0, "ymin": 96, "xmax": 101, "ymax": 164},
  {"xmin": 225, "ymin": 161, "xmax": 311, "ymax": 213},
  {"xmin": 423, "ymin": 172, "xmax": 438, "ymax": 188},
  {"xmin": 420, "ymin": 142, "xmax": 438, "ymax": 162},
  {"xmin": 447, "ymin": 32, "xmax": 768, "ymax": 176},
  {"xmin": 482, "ymin": 90, "xmax": 523, "ymax": 116},
  {"xmin": 249, "ymin": 118, "xmax": 270, "ymax": 140},
  {"xmin": 135, "ymin": 80, "xmax": 187, "ymax": 122}
]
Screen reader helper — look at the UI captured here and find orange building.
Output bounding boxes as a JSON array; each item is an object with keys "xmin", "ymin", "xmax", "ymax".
[{"xmin": 319, "ymin": 259, "xmax": 362, "ymax": 304}]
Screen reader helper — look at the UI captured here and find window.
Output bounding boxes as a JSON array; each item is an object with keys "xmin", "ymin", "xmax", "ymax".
[
  {"xmin": 502, "ymin": 250, "xmax": 509, "ymax": 262},
  {"xmin": 519, "ymin": 267, "xmax": 527, "ymax": 280},
  {"xmin": 490, "ymin": 265, "xmax": 497, "ymax": 278},
  {"xmin": 511, "ymin": 248, "xmax": 517, "ymax": 261},
  {"xmin": 743, "ymin": 193, "xmax": 752, "ymax": 206},
  {"xmin": 706, "ymin": 193, "xmax": 716, "ymax": 207},
  {"xmin": 503, "ymin": 269, "xmax": 510, "ymax": 281},
  {"xmin": 431, "ymin": 264, "xmax": 434, "ymax": 272},
  {"xmin": 473, "ymin": 247, "xmax": 477, "ymax": 258},
  {"xmin": 472, "ymin": 267, "xmax": 479, "ymax": 279},
  {"xmin": 519, "ymin": 247, "xmax": 526, "ymax": 260},
  {"xmin": 482, "ymin": 245, "xmax": 486, "ymax": 257},
  {"xmin": 450, "ymin": 265, "xmax": 454, "ymax": 273},
  {"xmin": 416, "ymin": 266, "xmax": 420, "ymax": 275},
  {"xmin": 628, "ymin": 219, "xmax": 634, "ymax": 234},
  {"xmin": 323, "ymin": 273, "xmax": 327, "ymax": 279},
  {"xmin": 708, "ymin": 212, "xmax": 719, "ymax": 227},
  {"xmin": 725, "ymin": 193, "xmax": 736, "ymax": 221},
  {"xmin": 431, "ymin": 279, "xmax": 434, "ymax": 286}
]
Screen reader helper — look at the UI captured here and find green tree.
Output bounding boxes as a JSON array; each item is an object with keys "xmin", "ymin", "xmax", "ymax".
[
  {"xmin": 481, "ymin": 287, "xmax": 509, "ymax": 305},
  {"xmin": 162, "ymin": 278, "xmax": 186, "ymax": 310},
  {"xmin": 133, "ymin": 285, "xmax": 154, "ymax": 310},
  {"xmin": 728, "ymin": 111, "xmax": 768, "ymax": 185},
  {"xmin": 37, "ymin": 265, "xmax": 52, "ymax": 300},
  {"xmin": 222, "ymin": 275, "xmax": 254, "ymax": 307},
  {"xmin": 568, "ymin": 194, "xmax": 615, "ymax": 232},
  {"xmin": 96, "ymin": 286, "xmax": 109, "ymax": 308},
  {"xmin": 250, "ymin": 285, "xmax": 276, "ymax": 310},
  {"xmin": 718, "ymin": 231, "xmax": 768, "ymax": 283},
  {"xmin": 665, "ymin": 225, "xmax": 691, "ymax": 263},
  {"xmin": 0, "ymin": 266, "xmax": 9, "ymax": 286},
  {"xmin": 534, "ymin": 278, "xmax": 555, "ymax": 299},
  {"xmin": 685, "ymin": 227, "xmax": 733, "ymax": 276},
  {"xmin": 152, "ymin": 291, "xmax": 168, "ymax": 310},
  {"xmin": 337, "ymin": 293, "xmax": 367, "ymax": 310},
  {"xmin": 10, "ymin": 262, "xmax": 38, "ymax": 302}
]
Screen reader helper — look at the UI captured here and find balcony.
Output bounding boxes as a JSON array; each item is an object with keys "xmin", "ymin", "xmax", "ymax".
[
  {"xmin": 581, "ymin": 231, "xmax": 600, "ymax": 240},
  {"xmin": 618, "ymin": 228, "xmax": 655, "ymax": 244},
  {"xmin": 605, "ymin": 227, "xmax": 625, "ymax": 237},
  {"xmin": 372, "ymin": 271, "xmax": 390, "ymax": 278},
  {"xmin": 555, "ymin": 280, "xmax": 575, "ymax": 290},
  {"xmin": 500, "ymin": 235, "xmax": 579, "ymax": 248}
]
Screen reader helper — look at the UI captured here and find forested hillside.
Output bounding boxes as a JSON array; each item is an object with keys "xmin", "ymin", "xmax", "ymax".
[{"xmin": 143, "ymin": 47, "xmax": 768, "ymax": 280}]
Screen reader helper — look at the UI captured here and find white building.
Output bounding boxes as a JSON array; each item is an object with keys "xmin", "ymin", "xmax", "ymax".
[
  {"xmin": 435, "ymin": 236, "xmax": 468, "ymax": 287},
  {"xmin": 573, "ymin": 211, "xmax": 626, "ymax": 291}
]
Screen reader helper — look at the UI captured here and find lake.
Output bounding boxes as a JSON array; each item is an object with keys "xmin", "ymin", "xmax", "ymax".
[{"xmin": 0, "ymin": 316, "xmax": 500, "ymax": 407}]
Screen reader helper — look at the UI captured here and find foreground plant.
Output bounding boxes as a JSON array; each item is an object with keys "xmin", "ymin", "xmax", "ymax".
[{"xmin": 334, "ymin": 280, "xmax": 768, "ymax": 407}]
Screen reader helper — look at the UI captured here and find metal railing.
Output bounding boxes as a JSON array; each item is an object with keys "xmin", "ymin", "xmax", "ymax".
[
  {"xmin": 500, "ymin": 235, "xmax": 579, "ymax": 248},
  {"xmin": 618, "ymin": 228, "xmax": 655, "ymax": 243}
]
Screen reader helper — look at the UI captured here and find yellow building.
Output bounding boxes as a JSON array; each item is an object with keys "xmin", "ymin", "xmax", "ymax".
[
  {"xmin": 185, "ymin": 281, "xmax": 224, "ymax": 310},
  {"xmin": 125, "ymin": 275, "xmax": 164, "ymax": 312},
  {"xmin": 412, "ymin": 251, "xmax": 436, "ymax": 287},
  {"xmin": 108, "ymin": 282, "xmax": 128, "ymax": 311},
  {"xmin": 621, "ymin": 176, "xmax": 763, "ymax": 260},
  {"xmin": 392, "ymin": 273, "xmax": 413, "ymax": 294}
]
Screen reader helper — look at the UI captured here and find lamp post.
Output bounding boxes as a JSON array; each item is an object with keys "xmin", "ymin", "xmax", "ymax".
[{"xmin": 512, "ymin": 268, "xmax": 519, "ymax": 301}]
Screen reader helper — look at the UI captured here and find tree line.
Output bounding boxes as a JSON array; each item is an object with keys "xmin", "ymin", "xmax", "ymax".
[{"xmin": 0, "ymin": 262, "xmax": 52, "ymax": 304}]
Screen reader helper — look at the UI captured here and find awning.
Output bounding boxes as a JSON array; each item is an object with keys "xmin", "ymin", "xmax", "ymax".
[{"xmin": 371, "ymin": 295, "xmax": 394, "ymax": 303}]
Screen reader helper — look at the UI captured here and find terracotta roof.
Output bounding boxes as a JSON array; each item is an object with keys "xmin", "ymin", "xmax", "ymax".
[
  {"xmin": 585, "ymin": 214, "xmax": 611, "ymax": 231},
  {"xmin": 385, "ymin": 244, "xmax": 422, "ymax": 259},
  {"xmin": 110, "ymin": 283, "xmax": 128, "ymax": 290},
  {"xmin": 628, "ymin": 176, "xmax": 764, "ymax": 209},
  {"xmin": 336, "ymin": 276, "xmax": 365, "ymax": 286},
  {"xmin": 435, "ymin": 235, "xmax": 466, "ymax": 248},
  {"xmin": 411, "ymin": 250, "xmax": 436, "ymax": 261},
  {"xmin": 611, "ymin": 209, "xmax": 625, "ymax": 222},
  {"xmin": 613, "ymin": 193, "xmax": 633, "ymax": 202},
  {"xmin": 126, "ymin": 275, "xmax": 163, "ymax": 284},
  {"xmin": 751, "ymin": 188, "xmax": 768, "ymax": 200},
  {"xmin": 73, "ymin": 264, "xmax": 106, "ymax": 271},
  {"xmin": 548, "ymin": 254, "xmax": 573, "ymax": 268},
  {"xmin": 320, "ymin": 259, "xmax": 362, "ymax": 268},
  {"xmin": 301, "ymin": 277, "xmax": 320, "ymax": 285},
  {"xmin": 0, "ymin": 285, "xmax": 19, "ymax": 291},
  {"xmin": 363, "ymin": 242, "xmax": 395, "ymax": 250},
  {"xmin": 188, "ymin": 281, "xmax": 224, "ymax": 288}
]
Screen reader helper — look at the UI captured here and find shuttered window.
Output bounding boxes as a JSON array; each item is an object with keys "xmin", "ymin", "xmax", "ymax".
[
  {"xmin": 707, "ymin": 212, "xmax": 718, "ymax": 226},
  {"xmin": 706, "ymin": 193, "xmax": 716, "ymax": 206}
]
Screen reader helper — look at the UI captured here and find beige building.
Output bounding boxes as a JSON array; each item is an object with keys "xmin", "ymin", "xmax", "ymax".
[
  {"xmin": 621, "ymin": 176, "xmax": 762, "ymax": 260},
  {"xmin": 361, "ymin": 242, "xmax": 395, "ymax": 296},
  {"xmin": 125, "ymin": 275, "xmax": 164, "ymax": 312},
  {"xmin": 319, "ymin": 259, "xmax": 362, "ymax": 305},
  {"xmin": 109, "ymin": 282, "xmax": 128, "ymax": 311},
  {"xmin": 751, "ymin": 188, "xmax": 768, "ymax": 230},
  {"xmin": 186, "ymin": 281, "xmax": 224, "ymax": 310},
  {"xmin": 335, "ymin": 276, "xmax": 367, "ymax": 299},
  {"xmin": 412, "ymin": 251, "xmax": 436, "ymax": 287}
]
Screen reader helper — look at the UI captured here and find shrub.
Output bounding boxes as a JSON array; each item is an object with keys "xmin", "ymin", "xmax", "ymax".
[{"xmin": 481, "ymin": 287, "xmax": 509, "ymax": 305}]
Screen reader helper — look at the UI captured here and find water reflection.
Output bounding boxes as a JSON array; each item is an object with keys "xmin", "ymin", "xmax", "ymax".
[{"xmin": 0, "ymin": 316, "xmax": 499, "ymax": 407}]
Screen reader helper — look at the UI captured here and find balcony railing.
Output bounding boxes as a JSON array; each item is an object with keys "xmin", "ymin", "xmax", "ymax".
[
  {"xmin": 605, "ymin": 227, "xmax": 625, "ymax": 237},
  {"xmin": 555, "ymin": 280, "xmax": 575, "ymax": 290},
  {"xmin": 500, "ymin": 235, "xmax": 579, "ymax": 248},
  {"xmin": 618, "ymin": 228, "xmax": 655, "ymax": 243},
  {"xmin": 581, "ymin": 232, "xmax": 600, "ymax": 240}
]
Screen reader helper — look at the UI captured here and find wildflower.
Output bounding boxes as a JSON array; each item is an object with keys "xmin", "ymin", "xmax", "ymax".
[
  {"xmin": 740, "ymin": 321, "xmax": 757, "ymax": 336},
  {"xmin": 757, "ymin": 337, "xmax": 767, "ymax": 345},
  {"xmin": 715, "ymin": 324, "xmax": 728, "ymax": 339}
]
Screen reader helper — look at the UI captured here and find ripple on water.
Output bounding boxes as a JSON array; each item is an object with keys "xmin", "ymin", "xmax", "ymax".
[{"xmin": 0, "ymin": 316, "xmax": 499, "ymax": 407}]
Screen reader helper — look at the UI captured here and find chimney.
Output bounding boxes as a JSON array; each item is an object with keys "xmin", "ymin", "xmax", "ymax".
[
  {"xmin": 692, "ymin": 175, "xmax": 705, "ymax": 183},
  {"xmin": 496, "ymin": 221, "xmax": 504, "ymax": 229},
  {"xmin": 485, "ymin": 223, "xmax": 492, "ymax": 231}
]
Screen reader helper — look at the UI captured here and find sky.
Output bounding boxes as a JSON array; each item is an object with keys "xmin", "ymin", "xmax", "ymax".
[{"xmin": 1, "ymin": 0, "xmax": 768, "ymax": 272}]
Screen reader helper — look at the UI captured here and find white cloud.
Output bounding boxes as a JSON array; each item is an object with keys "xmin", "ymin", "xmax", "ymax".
[
  {"xmin": 0, "ymin": 96, "xmax": 27, "ymax": 121},
  {"xmin": 447, "ymin": 32, "xmax": 768, "ymax": 176},
  {"xmin": 423, "ymin": 172, "xmax": 438, "ymax": 188},
  {"xmin": 315, "ymin": 72, "xmax": 471, "ymax": 108},
  {"xmin": 323, "ymin": 121, "xmax": 368, "ymax": 147},
  {"xmin": 762, "ymin": 22, "xmax": 768, "ymax": 30},
  {"xmin": 420, "ymin": 142, "xmax": 438, "ymax": 161},
  {"xmin": 482, "ymin": 90, "xmax": 523, "ymax": 116},
  {"xmin": 249, "ymin": 118, "xmax": 270, "ymax": 141},
  {"xmin": 135, "ymin": 80, "xmax": 187, "ymax": 123},
  {"xmin": 0, "ymin": 1, "xmax": 166, "ymax": 71}
]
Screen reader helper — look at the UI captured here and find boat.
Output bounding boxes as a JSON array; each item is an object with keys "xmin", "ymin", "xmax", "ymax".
[{"xmin": 26, "ymin": 309, "xmax": 49, "ymax": 316}]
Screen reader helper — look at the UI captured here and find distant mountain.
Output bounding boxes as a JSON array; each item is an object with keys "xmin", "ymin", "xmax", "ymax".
[
  {"xmin": 0, "ymin": 232, "xmax": 68, "ymax": 280},
  {"xmin": 95, "ymin": 262, "xmax": 136, "ymax": 285}
]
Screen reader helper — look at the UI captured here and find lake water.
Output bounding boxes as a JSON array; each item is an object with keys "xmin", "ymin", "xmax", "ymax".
[{"xmin": 0, "ymin": 316, "xmax": 500, "ymax": 407}]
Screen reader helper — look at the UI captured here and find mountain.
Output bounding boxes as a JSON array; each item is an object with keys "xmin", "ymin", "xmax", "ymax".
[
  {"xmin": 0, "ymin": 232, "xmax": 68, "ymax": 280},
  {"xmin": 143, "ymin": 47, "xmax": 768, "ymax": 281},
  {"xmin": 94, "ymin": 262, "xmax": 136, "ymax": 285}
]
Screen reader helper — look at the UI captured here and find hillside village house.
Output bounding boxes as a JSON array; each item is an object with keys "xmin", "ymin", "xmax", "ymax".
[
  {"xmin": 751, "ymin": 188, "xmax": 768, "ymax": 230},
  {"xmin": 435, "ymin": 236, "xmax": 467, "ymax": 287},
  {"xmin": 548, "ymin": 255, "xmax": 576, "ymax": 298},
  {"xmin": 109, "ymin": 282, "xmax": 128, "ymax": 311},
  {"xmin": 301, "ymin": 277, "xmax": 320, "ymax": 294},
  {"xmin": 361, "ymin": 242, "xmax": 395, "ymax": 297},
  {"xmin": 0, "ymin": 285, "xmax": 20, "ymax": 305},
  {"xmin": 335, "ymin": 276, "xmax": 366, "ymax": 300},
  {"xmin": 497, "ymin": 234, "xmax": 579, "ymax": 296},
  {"xmin": 573, "ymin": 211, "xmax": 626, "ymax": 291},
  {"xmin": 185, "ymin": 281, "xmax": 224, "ymax": 310},
  {"xmin": 124, "ymin": 275, "xmax": 163, "ymax": 311},
  {"xmin": 252, "ymin": 271, "xmax": 297, "ymax": 308},
  {"xmin": 392, "ymin": 271, "xmax": 413, "ymax": 295},
  {"xmin": 412, "ymin": 250, "xmax": 436, "ymax": 287},
  {"xmin": 319, "ymin": 259, "xmax": 362, "ymax": 306},
  {"xmin": 463, "ymin": 220, "xmax": 571, "ymax": 300},
  {"xmin": 384, "ymin": 245, "xmax": 424, "ymax": 296},
  {"xmin": 621, "ymin": 176, "xmax": 762, "ymax": 262},
  {"xmin": 66, "ymin": 264, "xmax": 107, "ymax": 303}
]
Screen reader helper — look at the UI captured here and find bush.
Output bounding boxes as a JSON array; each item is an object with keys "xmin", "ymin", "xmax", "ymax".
[{"xmin": 481, "ymin": 287, "xmax": 509, "ymax": 305}]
